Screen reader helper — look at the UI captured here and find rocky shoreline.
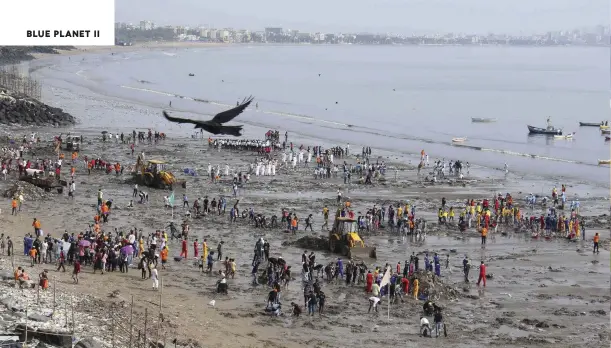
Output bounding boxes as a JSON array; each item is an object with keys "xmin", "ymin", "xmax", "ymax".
[
  {"xmin": 0, "ymin": 47, "xmax": 75, "ymax": 65},
  {"xmin": 0, "ymin": 88, "xmax": 76, "ymax": 126}
]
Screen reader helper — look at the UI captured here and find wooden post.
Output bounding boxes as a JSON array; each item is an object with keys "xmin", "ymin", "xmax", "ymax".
[
  {"xmin": 129, "ymin": 295, "xmax": 134, "ymax": 348},
  {"xmin": 36, "ymin": 281, "xmax": 40, "ymax": 304},
  {"xmin": 24, "ymin": 301, "xmax": 29, "ymax": 347},
  {"xmin": 144, "ymin": 308, "xmax": 148, "ymax": 346},
  {"xmin": 71, "ymin": 294, "xmax": 75, "ymax": 335},
  {"xmin": 111, "ymin": 304, "xmax": 115, "ymax": 348},
  {"xmin": 52, "ymin": 276, "xmax": 56, "ymax": 317},
  {"xmin": 157, "ymin": 276, "xmax": 162, "ymax": 343}
]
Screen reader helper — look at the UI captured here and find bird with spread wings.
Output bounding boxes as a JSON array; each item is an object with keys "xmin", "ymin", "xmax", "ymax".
[{"xmin": 162, "ymin": 96, "xmax": 254, "ymax": 136}]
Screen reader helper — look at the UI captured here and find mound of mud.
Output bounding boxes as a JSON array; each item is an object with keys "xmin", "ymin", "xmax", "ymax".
[
  {"xmin": 3, "ymin": 181, "xmax": 48, "ymax": 200},
  {"xmin": 283, "ymin": 235, "xmax": 329, "ymax": 251},
  {"xmin": 413, "ymin": 271, "xmax": 460, "ymax": 301}
]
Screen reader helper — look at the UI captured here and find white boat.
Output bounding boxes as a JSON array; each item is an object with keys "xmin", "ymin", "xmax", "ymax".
[
  {"xmin": 452, "ymin": 137, "xmax": 467, "ymax": 143},
  {"xmin": 554, "ymin": 132, "xmax": 574, "ymax": 140},
  {"xmin": 471, "ymin": 117, "xmax": 497, "ymax": 123},
  {"xmin": 598, "ymin": 159, "xmax": 611, "ymax": 165}
]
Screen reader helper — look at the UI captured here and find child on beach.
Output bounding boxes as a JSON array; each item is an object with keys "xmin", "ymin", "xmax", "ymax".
[{"xmin": 72, "ymin": 260, "xmax": 81, "ymax": 284}]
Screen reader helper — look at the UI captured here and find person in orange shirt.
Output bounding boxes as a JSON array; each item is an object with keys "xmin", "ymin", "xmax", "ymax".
[
  {"xmin": 93, "ymin": 214, "xmax": 100, "ymax": 224},
  {"xmin": 93, "ymin": 222, "xmax": 100, "ymax": 234},
  {"xmin": 291, "ymin": 217, "xmax": 298, "ymax": 234},
  {"xmin": 11, "ymin": 198, "xmax": 17, "ymax": 215},
  {"xmin": 593, "ymin": 233, "xmax": 600, "ymax": 254},
  {"xmin": 481, "ymin": 227, "xmax": 488, "ymax": 245},
  {"xmin": 101, "ymin": 203, "xmax": 110, "ymax": 223},
  {"xmin": 160, "ymin": 246, "xmax": 169, "ymax": 269},
  {"xmin": 32, "ymin": 218, "xmax": 41, "ymax": 235},
  {"xmin": 29, "ymin": 248, "xmax": 37, "ymax": 266},
  {"xmin": 87, "ymin": 162, "xmax": 92, "ymax": 175}
]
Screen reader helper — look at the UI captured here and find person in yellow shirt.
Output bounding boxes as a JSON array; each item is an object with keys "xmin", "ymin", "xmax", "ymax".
[
  {"xmin": 413, "ymin": 278, "xmax": 419, "ymax": 299},
  {"xmin": 481, "ymin": 227, "xmax": 488, "ymax": 245},
  {"xmin": 449, "ymin": 207, "xmax": 455, "ymax": 222},
  {"xmin": 202, "ymin": 239, "xmax": 209, "ymax": 260},
  {"xmin": 230, "ymin": 258, "xmax": 237, "ymax": 279}
]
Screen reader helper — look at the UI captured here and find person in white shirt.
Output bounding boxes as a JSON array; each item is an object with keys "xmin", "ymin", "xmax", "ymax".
[
  {"xmin": 368, "ymin": 296, "xmax": 381, "ymax": 313},
  {"xmin": 420, "ymin": 317, "xmax": 431, "ymax": 336},
  {"xmin": 151, "ymin": 266, "xmax": 159, "ymax": 289}
]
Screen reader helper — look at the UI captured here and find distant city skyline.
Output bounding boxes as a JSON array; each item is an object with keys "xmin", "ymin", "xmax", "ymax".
[{"xmin": 115, "ymin": 0, "xmax": 608, "ymax": 35}]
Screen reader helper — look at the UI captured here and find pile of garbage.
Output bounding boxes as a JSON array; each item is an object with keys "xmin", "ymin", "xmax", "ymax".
[
  {"xmin": 282, "ymin": 235, "xmax": 329, "ymax": 251},
  {"xmin": 412, "ymin": 270, "xmax": 460, "ymax": 301},
  {"xmin": 3, "ymin": 181, "xmax": 48, "ymax": 200}
]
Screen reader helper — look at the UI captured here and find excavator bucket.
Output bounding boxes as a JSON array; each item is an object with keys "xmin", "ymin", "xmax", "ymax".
[{"xmin": 348, "ymin": 246, "xmax": 377, "ymax": 260}]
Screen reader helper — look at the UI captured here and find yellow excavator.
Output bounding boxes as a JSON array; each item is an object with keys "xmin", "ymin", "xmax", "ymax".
[
  {"xmin": 133, "ymin": 159, "xmax": 179, "ymax": 189},
  {"xmin": 329, "ymin": 217, "xmax": 376, "ymax": 259}
]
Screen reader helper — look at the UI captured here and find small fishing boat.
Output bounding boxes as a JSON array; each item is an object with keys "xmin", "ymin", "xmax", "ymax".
[
  {"xmin": 471, "ymin": 117, "xmax": 497, "ymax": 123},
  {"xmin": 605, "ymin": 136, "xmax": 610, "ymax": 141},
  {"xmin": 601, "ymin": 129, "xmax": 610, "ymax": 134},
  {"xmin": 600, "ymin": 125, "xmax": 610, "ymax": 129},
  {"xmin": 597, "ymin": 159, "xmax": 611, "ymax": 165},
  {"xmin": 188, "ymin": 73, "xmax": 195, "ymax": 77},
  {"xmin": 452, "ymin": 137, "xmax": 467, "ymax": 143},
  {"xmin": 554, "ymin": 133, "xmax": 574, "ymax": 140},
  {"xmin": 527, "ymin": 125, "xmax": 562, "ymax": 135},
  {"xmin": 579, "ymin": 122, "xmax": 605, "ymax": 127}
]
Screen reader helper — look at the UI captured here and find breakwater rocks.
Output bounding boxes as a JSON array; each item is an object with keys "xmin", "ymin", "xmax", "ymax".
[
  {"xmin": 0, "ymin": 89, "xmax": 76, "ymax": 126},
  {"xmin": 0, "ymin": 47, "xmax": 73, "ymax": 65}
]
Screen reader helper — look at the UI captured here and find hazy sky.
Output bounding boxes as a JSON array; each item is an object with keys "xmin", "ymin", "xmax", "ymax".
[{"xmin": 116, "ymin": 0, "xmax": 608, "ymax": 34}]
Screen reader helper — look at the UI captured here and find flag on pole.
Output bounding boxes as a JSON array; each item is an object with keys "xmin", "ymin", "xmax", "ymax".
[
  {"xmin": 379, "ymin": 266, "xmax": 391, "ymax": 288},
  {"xmin": 168, "ymin": 191, "xmax": 175, "ymax": 207}
]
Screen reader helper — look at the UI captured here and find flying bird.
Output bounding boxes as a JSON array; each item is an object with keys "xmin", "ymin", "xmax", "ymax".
[{"xmin": 162, "ymin": 96, "xmax": 254, "ymax": 136}]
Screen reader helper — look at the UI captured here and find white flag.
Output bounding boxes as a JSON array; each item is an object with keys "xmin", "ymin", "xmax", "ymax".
[{"xmin": 379, "ymin": 266, "xmax": 391, "ymax": 289}]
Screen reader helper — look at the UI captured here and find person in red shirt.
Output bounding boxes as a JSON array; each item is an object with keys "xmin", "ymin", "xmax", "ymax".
[
  {"xmin": 180, "ymin": 239, "xmax": 188, "ymax": 258},
  {"xmin": 72, "ymin": 260, "xmax": 81, "ymax": 284},
  {"xmin": 193, "ymin": 239, "xmax": 199, "ymax": 259},
  {"xmin": 477, "ymin": 261, "xmax": 486, "ymax": 287},
  {"xmin": 396, "ymin": 262, "xmax": 401, "ymax": 275},
  {"xmin": 365, "ymin": 270, "xmax": 373, "ymax": 292},
  {"xmin": 401, "ymin": 276, "xmax": 410, "ymax": 294}
]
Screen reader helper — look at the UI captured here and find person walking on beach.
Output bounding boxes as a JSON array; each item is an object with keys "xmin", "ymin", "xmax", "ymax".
[
  {"xmin": 480, "ymin": 226, "xmax": 487, "ymax": 246},
  {"xmin": 180, "ymin": 239, "xmax": 188, "ymax": 258},
  {"xmin": 593, "ymin": 233, "xmax": 600, "ymax": 254},
  {"xmin": 151, "ymin": 266, "xmax": 159, "ymax": 290},
  {"xmin": 72, "ymin": 260, "xmax": 81, "ymax": 284},
  {"xmin": 477, "ymin": 261, "xmax": 486, "ymax": 287},
  {"xmin": 57, "ymin": 247, "xmax": 66, "ymax": 272}
]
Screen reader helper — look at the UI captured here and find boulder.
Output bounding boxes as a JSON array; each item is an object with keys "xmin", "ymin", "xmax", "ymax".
[
  {"xmin": 28, "ymin": 312, "xmax": 51, "ymax": 322},
  {"xmin": 74, "ymin": 337, "xmax": 104, "ymax": 348}
]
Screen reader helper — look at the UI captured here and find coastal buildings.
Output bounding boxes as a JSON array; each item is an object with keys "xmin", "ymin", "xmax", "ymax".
[{"xmin": 114, "ymin": 22, "xmax": 611, "ymax": 47}]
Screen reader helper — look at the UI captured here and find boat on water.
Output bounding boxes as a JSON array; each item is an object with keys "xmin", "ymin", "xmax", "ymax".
[
  {"xmin": 598, "ymin": 159, "xmax": 611, "ymax": 165},
  {"xmin": 600, "ymin": 125, "xmax": 610, "ymax": 129},
  {"xmin": 528, "ymin": 117, "xmax": 562, "ymax": 135},
  {"xmin": 452, "ymin": 137, "xmax": 467, "ymax": 143},
  {"xmin": 527, "ymin": 125, "xmax": 562, "ymax": 135},
  {"xmin": 579, "ymin": 122, "xmax": 606, "ymax": 127},
  {"xmin": 601, "ymin": 129, "xmax": 610, "ymax": 134},
  {"xmin": 605, "ymin": 136, "xmax": 610, "ymax": 141},
  {"xmin": 471, "ymin": 117, "xmax": 497, "ymax": 123},
  {"xmin": 554, "ymin": 133, "xmax": 574, "ymax": 140}
]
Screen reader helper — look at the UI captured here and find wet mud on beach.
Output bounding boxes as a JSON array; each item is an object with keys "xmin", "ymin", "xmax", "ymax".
[{"xmin": 0, "ymin": 127, "xmax": 609, "ymax": 348}]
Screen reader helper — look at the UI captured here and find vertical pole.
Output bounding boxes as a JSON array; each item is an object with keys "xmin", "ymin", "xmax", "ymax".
[
  {"xmin": 65, "ymin": 302, "xmax": 68, "ymax": 328},
  {"xmin": 157, "ymin": 276, "xmax": 162, "ymax": 343},
  {"xmin": 25, "ymin": 301, "xmax": 29, "ymax": 346},
  {"xmin": 129, "ymin": 295, "xmax": 134, "ymax": 348},
  {"xmin": 111, "ymin": 304, "xmax": 115, "ymax": 348},
  {"xmin": 144, "ymin": 308, "xmax": 148, "ymax": 346},
  {"xmin": 71, "ymin": 294, "xmax": 75, "ymax": 335},
  {"xmin": 37, "ymin": 281, "xmax": 40, "ymax": 304},
  {"xmin": 52, "ymin": 276, "xmax": 56, "ymax": 317}
]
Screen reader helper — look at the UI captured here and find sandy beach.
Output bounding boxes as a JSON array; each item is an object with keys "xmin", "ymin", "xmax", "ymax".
[{"xmin": 0, "ymin": 45, "xmax": 608, "ymax": 347}]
